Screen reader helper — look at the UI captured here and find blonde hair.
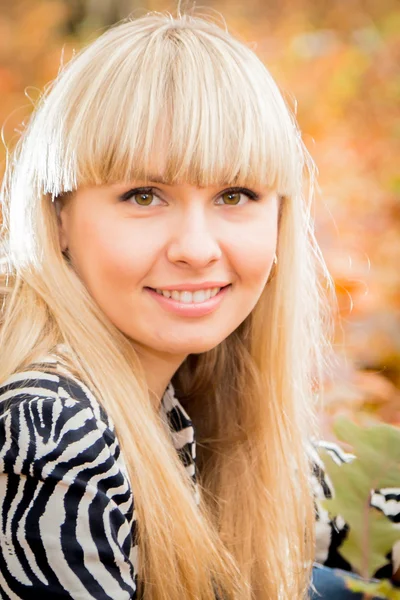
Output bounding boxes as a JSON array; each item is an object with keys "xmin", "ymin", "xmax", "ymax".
[{"xmin": 0, "ymin": 10, "xmax": 336, "ymax": 599}]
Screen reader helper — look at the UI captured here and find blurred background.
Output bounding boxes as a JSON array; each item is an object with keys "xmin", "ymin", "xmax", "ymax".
[{"xmin": 0, "ymin": 0, "xmax": 399, "ymax": 438}]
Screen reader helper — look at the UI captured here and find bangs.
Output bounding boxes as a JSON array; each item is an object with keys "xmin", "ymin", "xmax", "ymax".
[{"xmin": 37, "ymin": 18, "xmax": 302, "ymax": 197}]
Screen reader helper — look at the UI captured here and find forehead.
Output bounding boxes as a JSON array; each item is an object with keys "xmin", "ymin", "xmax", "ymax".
[{"xmin": 42, "ymin": 22, "xmax": 301, "ymax": 199}]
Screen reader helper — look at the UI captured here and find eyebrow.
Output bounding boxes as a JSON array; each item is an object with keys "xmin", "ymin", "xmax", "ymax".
[
  {"xmin": 145, "ymin": 175, "xmax": 167, "ymax": 184},
  {"xmin": 144, "ymin": 175, "xmax": 206, "ymax": 189}
]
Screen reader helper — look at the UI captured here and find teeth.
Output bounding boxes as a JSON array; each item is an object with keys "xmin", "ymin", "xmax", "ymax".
[{"xmin": 154, "ymin": 287, "xmax": 222, "ymax": 304}]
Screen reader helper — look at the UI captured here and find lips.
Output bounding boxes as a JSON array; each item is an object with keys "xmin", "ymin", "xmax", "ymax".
[
  {"xmin": 145, "ymin": 284, "xmax": 230, "ymax": 293},
  {"xmin": 144, "ymin": 283, "xmax": 231, "ymax": 316}
]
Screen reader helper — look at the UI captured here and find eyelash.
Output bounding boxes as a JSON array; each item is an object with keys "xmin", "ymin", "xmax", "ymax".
[{"xmin": 118, "ymin": 186, "xmax": 261, "ymax": 206}]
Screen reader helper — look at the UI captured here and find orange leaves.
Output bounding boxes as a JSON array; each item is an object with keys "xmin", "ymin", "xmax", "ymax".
[{"xmin": 0, "ymin": 1, "xmax": 398, "ymax": 436}]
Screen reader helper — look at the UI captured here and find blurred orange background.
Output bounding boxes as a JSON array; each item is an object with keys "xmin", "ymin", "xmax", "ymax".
[{"xmin": 0, "ymin": 0, "xmax": 399, "ymax": 437}]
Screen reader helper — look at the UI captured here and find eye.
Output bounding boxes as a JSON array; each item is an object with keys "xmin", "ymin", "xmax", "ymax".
[
  {"xmin": 215, "ymin": 187, "xmax": 260, "ymax": 206},
  {"xmin": 118, "ymin": 185, "xmax": 260, "ymax": 206},
  {"xmin": 118, "ymin": 187, "xmax": 163, "ymax": 206}
]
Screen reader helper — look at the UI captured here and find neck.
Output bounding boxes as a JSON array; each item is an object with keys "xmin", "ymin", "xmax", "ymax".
[{"xmin": 132, "ymin": 344, "xmax": 187, "ymax": 410}]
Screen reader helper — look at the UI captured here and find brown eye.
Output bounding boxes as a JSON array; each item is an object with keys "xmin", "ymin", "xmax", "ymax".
[
  {"xmin": 119, "ymin": 187, "xmax": 163, "ymax": 206},
  {"xmin": 221, "ymin": 191, "xmax": 241, "ymax": 205},
  {"xmin": 134, "ymin": 192, "xmax": 154, "ymax": 206},
  {"xmin": 215, "ymin": 188, "xmax": 260, "ymax": 206}
]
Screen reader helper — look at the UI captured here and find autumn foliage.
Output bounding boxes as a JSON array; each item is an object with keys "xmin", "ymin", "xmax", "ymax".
[{"xmin": 0, "ymin": 0, "xmax": 399, "ymax": 437}]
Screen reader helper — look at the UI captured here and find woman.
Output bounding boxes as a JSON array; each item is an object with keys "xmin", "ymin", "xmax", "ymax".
[{"xmin": 0, "ymin": 10, "xmax": 395, "ymax": 600}]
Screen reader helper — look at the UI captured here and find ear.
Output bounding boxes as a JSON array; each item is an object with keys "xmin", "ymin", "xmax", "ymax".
[{"xmin": 55, "ymin": 198, "xmax": 70, "ymax": 253}]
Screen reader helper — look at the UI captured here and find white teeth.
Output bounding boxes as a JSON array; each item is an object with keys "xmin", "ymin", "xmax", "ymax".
[{"xmin": 154, "ymin": 287, "xmax": 223, "ymax": 304}]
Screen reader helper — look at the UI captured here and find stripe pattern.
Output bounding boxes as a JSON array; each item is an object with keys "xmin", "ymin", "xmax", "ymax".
[
  {"xmin": 0, "ymin": 350, "xmax": 198, "ymax": 599},
  {"xmin": 0, "ymin": 347, "xmax": 398, "ymax": 597}
]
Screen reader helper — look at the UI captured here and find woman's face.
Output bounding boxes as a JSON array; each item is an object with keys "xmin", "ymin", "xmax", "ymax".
[{"xmin": 58, "ymin": 180, "xmax": 279, "ymax": 360}]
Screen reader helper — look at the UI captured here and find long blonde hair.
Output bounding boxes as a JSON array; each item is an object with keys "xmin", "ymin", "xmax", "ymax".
[{"xmin": 0, "ymin": 10, "xmax": 336, "ymax": 599}]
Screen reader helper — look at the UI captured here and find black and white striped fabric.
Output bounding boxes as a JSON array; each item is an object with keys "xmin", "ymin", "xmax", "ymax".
[
  {"xmin": 0, "ymin": 348, "xmax": 398, "ymax": 598},
  {"xmin": 0, "ymin": 349, "xmax": 198, "ymax": 599}
]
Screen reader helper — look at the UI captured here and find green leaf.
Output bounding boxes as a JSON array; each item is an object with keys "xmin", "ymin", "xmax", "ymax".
[
  {"xmin": 319, "ymin": 417, "xmax": 400, "ymax": 580},
  {"xmin": 333, "ymin": 417, "xmax": 400, "ymax": 489},
  {"xmin": 344, "ymin": 575, "xmax": 400, "ymax": 599}
]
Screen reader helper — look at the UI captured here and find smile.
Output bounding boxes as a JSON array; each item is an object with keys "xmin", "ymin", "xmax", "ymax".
[
  {"xmin": 153, "ymin": 287, "xmax": 222, "ymax": 304},
  {"xmin": 145, "ymin": 285, "xmax": 231, "ymax": 317}
]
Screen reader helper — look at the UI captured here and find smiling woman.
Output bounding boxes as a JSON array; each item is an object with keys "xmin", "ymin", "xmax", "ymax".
[
  {"xmin": 56, "ymin": 180, "xmax": 279, "ymax": 399},
  {"xmin": 0, "ymin": 9, "xmax": 336, "ymax": 600}
]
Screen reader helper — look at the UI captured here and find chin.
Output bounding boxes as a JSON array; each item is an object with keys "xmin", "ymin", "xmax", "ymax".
[{"xmin": 158, "ymin": 336, "xmax": 226, "ymax": 356}]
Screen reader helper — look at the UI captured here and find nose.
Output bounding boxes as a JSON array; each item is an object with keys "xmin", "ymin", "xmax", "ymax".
[{"xmin": 167, "ymin": 207, "xmax": 222, "ymax": 268}]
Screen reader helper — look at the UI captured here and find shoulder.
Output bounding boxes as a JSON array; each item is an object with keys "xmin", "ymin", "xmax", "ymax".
[
  {"xmin": 0, "ymin": 359, "xmax": 119, "ymax": 482},
  {"xmin": 0, "ymin": 355, "xmax": 110, "ymax": 424},
  {"xmin": 0, "ymin": 360, "xmax": 138, "ymax": 598}
]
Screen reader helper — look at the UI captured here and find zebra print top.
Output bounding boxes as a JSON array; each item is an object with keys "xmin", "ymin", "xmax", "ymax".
[{"xmin": 0, "ymin": 348, "xmax": 398, "ymax": 598}]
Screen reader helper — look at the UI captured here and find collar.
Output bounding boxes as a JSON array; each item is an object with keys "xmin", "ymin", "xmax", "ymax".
[{"xmin": 160, "ymin": 382, "xmax": 199, "ymax": 503}]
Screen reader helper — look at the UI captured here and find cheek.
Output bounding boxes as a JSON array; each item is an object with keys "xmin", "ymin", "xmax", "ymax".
[
  {"xmin": 70, "ymin": 215, "xmax": 153, "ymax": 291},
  {"xmin": 228, "ymin": 219, "xmax": 278, "ymax": 285}
]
